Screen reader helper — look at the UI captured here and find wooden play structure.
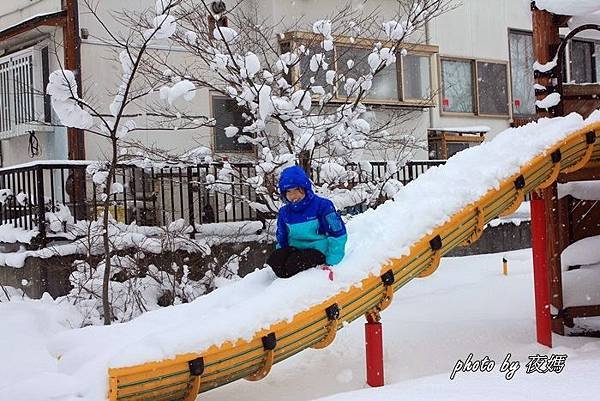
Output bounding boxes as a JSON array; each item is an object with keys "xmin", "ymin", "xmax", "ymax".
[
  {"xmin": 531, "ymin": 2, "xmax": 600, "ymax": 343},
  {"xmin": 427, "ymin": 128, "xmax": 487, "ymax": 160}
]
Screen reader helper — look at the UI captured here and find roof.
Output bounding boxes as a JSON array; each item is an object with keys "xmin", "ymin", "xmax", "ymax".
[{"xmin": 0, "ymin": 10, "xmax": 66, "ymax": 41}]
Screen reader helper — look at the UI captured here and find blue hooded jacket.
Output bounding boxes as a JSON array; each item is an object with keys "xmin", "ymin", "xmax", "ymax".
[{"xmin": 276, "ymin": 166, "xmax": 347, "ymax": 265}]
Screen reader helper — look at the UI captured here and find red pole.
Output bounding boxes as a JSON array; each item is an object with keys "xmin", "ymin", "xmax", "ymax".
[
  {"xmin": 530, "ymin": 193, "xmax": 552, "ymax": 347},
  {"xmin": 365, "ymin": 320, "xmax": 384, "ymax": 386}
]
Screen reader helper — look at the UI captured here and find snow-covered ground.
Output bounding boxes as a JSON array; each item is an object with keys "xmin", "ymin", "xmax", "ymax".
[
  {"xmin": 3, "ymin": 249, "xmax": 600, "ymax": 401},
  {"xmin": 2, "ymin": 112, "xmax": 600, "ymax": 400},
  {"xmin": 201, "ymin": 249, "xmax": 600, "ymax": 401}
]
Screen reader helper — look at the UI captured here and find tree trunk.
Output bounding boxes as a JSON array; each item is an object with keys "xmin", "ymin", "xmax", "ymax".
[
  {"xmin": 298, "ymin": 150, "xmax": 311, "ymax": 176},
  {"xmin": 102, "ymin": 137, "xmax": 119, "ymax": 325}
]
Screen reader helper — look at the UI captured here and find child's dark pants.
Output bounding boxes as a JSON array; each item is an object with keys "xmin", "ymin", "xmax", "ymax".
[{"xmin": 267, "ymin": 247, "xmax": 326, "ymax": 278}]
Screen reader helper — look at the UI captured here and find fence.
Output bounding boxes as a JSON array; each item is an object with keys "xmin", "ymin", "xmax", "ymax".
[{"xmin": 0, "ymin": 160, "xmax": 445, "ymax": 246}]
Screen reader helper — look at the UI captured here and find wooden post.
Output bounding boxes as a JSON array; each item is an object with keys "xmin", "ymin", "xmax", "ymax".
[
  {"xmin": 531, "ymin": 3, "xmax": 562, "ymax": 343},
  {"xmin": 553, "ymin": 194, "xmax": 570, "ymax": 334},
  {"xmin": 63, "ymin": 0, "xmax": 85, "ymax": 161},
  {"xmin": 63, "ymin": 0, "xmax": 87, "ymax": 219}
]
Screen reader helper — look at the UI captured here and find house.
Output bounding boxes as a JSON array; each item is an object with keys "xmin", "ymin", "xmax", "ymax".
[{"xmin": 0, "ymin": 0, "xmax": 597, "ymax": 167}]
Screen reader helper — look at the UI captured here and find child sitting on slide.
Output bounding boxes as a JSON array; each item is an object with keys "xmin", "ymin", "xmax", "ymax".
[{"xmin": 267, "ymin": 166, "xmax": 347, "ymax": 279}]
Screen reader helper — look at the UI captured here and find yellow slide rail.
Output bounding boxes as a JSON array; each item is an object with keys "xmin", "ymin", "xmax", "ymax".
[{"xmin": 108, "ymin": 122, "xmax": 600, "ymax": 401}]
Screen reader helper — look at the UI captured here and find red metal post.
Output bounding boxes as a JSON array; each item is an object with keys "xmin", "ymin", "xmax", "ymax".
[
  {"xmin": 530, "ymin": 193, "xmax": 552, "ymax": 347},
  {"xmin": 365, "ymin": 320, "xmax": 384, "ymax": 387}
]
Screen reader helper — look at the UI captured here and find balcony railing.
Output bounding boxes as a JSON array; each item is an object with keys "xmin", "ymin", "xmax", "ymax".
[{"xmin": 0, "ymin": 159, "xmax": 445, "ymax": 247}]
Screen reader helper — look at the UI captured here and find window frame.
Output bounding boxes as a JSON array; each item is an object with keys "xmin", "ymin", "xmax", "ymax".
[
  {"xmin": 400, "ymin": 51, "xmax": 434, "ymax": 105},
  {"xmin": 0, "ymin": 43, "xmax": 50, "ymax": 140},
  {"xmin": 279, "ymin": 31, "xmax": 438, "ymax": 107},
  {"xmin": 569, "ymin": 38, "xmax": 598, "ymax": 83},
  {"xmin": 508, "ymin": 29, "xmax": 537, "ymax": 118},
  {"xmin": 474, "ymin": 58, "xmax": 511, "ymax": 117},
  {"xmin": 438, "ymin": 56, "xmax": 477, "ymax": 116},
  {"xmin": 209, "ymin": 94, "xmax": 256, "ymax": 155},
  {"xmin": 438, "ymin": 55, "xmax": 511, "ymax": 119}
]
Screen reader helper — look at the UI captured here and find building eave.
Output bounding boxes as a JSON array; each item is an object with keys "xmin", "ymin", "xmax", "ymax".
[{"xmin": 0, "ymin": 10, "xmax": 67, "ymax": 42}]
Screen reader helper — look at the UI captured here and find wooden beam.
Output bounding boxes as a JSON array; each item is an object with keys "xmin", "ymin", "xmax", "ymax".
[
  {"xmin": 553, "ymin": 15, "xmax": 571, "ymax": 28},
  {"xmin": 563, "ymin": 305, "xmax": 600, "ymax": 320},
  {"xmin": 559, "ymin": 166, "xmax": 600, "ymax": 182}
]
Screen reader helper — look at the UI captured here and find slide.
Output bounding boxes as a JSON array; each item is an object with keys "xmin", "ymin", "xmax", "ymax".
[{"xmin": 91, "ymin": 115, "xmax": 600, "ymax": 401}]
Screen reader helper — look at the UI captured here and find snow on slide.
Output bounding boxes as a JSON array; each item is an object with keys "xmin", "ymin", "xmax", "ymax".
[{"xmin": 7, "ymin": 112, "xmax": 600, "ymax": 401}]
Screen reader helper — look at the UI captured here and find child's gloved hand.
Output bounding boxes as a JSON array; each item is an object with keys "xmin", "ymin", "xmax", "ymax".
[{"xmin": 321, "ymin": 264, "xmax": 334, "ymax": 281}]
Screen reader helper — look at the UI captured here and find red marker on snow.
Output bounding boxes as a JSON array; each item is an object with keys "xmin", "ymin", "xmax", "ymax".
[{"xmin": 321, "ymin": 265, "xmax": 334, "ymax": 281}]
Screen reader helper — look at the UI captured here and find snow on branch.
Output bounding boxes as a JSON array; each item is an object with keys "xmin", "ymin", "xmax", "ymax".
[{"xmin": 46, "ymin": 70, "xmax": 94, "ymax": 129}]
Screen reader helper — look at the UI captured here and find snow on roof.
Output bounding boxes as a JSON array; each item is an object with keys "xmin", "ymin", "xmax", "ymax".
[
  {"xmin": 0, "ymin": 10, "xmax": 64, "ymax": 36},
  {"xmin": 536, "ymin": 0, "xmax": 600, "ymax": 17},
  {"xmin": 536, "ymin": 0, "xmax": 600, "ymax": 34},
  {"xmin": 429, "ymin": 126, "xmax": 491, "ymax": 133},
  {"xmin": 0, "ymin": 159, "xmax": 94, "ymax": 172},
  {"xmin": 558, "ymin": 180, "xmax": 600, "ymax": 200}
]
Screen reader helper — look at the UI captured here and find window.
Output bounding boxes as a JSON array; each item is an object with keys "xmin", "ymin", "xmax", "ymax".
[
  {"xmin": 281, "ymin": 31, "xmax": 437, "ymax": 106},
  {"xmin": 211, "ymin": 96, "xmax": 253, "ymax": 153},
  {"xmin": 0, "ymin": 47, "xmax": 46, "ymax": 139},
  {"xmin": 476, "ymin": 61, "xmax": 509, "ymax": 115},
  {"xmin": 298, "ymin": 44, "xmax": 329, "ymax": 89},
  {"xmin": 440, "ymin": 57, "xmax": 509, "ymax": 116},
  {"xmin": 570, "ymin": 40, "xmax": 596, "ymax": 83},
  {"xmin": 336, "ymin": 45, "xmax": 399, "ymax": 100},
  {"xmin": 440, "ymin": 59, "xmax": 474, "ymax": 113},
  {"xmin": 402, "ymin": 54, "xmax": 431, "ymax": 101},
  {"xmin": 508, "ymin": 30, "xmax": 536, "ymax": 117}
]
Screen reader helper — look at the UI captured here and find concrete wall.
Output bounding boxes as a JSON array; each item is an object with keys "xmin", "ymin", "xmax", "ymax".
[
  {"xmin": 447, "ymin": 221, "xmax": 531, "ymax": 257},
  {"xmin": 0, "ymin": 240, "xmax": 274, "ymax": 298}
]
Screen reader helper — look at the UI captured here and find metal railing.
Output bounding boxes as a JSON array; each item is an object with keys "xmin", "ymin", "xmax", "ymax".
[{"xmin": 0, "ymin": 159, "xmax": 445, "ymax": 246}]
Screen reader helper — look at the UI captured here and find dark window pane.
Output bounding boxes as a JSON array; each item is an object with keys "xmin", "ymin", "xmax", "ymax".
[
  {"xmin": 571, "ymin": 40, "xmax": 594, "ymax": 83},
  {"xmin": 476, "ymin": 61, "xmax": 509, "ymax": 115},
  {"xmin": 509, "ymin": 31, "xmax": 536, "ymax": 116},
  {"xmin": 336, "ymin": 45, "xmax": 398, "ymax": 100},
  {"xmin": 441, "ymin": 59, "xmax": 474, "ymax": 113},
  {"xmin": 447, "ymin": 142, "xmax": 469, "ymax": 158},
  {"xmin": 298, "ymin": 45, "xmax": 329, "ymax": 89},
  {"xmin": 212, "ymin": 96, "xmax": 252, "ymax": 152},
  {"xmin": 402, "ymin": 54, "xmax": 431, "ymax": 100}
]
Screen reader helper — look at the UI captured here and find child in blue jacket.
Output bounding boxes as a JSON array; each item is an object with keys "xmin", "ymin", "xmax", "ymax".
[{"xmin": 267, "ymin": 165, "xmax": 347, "ymax": 279}]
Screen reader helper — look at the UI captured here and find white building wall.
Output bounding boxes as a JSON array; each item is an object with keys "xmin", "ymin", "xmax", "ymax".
[
  {"xmin": 428, "ymin": 0, "xmax": 533, "ymax": 137},
  {"xmin": 5, "ymin": 0, "xmax": 600, "ymax": 166}
]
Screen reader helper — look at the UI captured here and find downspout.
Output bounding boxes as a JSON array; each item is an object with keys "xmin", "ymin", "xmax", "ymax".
[{"xmin": 424, "ymin": 19, "xmax": 434, "ymax": 132}]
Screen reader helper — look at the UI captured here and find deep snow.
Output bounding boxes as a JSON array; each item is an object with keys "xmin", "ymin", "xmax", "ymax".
[{"xmin": 4, "ymin": 249, "xmax": 600, "ymax": 401}]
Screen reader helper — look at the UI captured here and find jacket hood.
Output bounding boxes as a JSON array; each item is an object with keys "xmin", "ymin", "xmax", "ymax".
[{"xmin": 278, "ymin": 166, "xmax": 315, "ymax": 207}]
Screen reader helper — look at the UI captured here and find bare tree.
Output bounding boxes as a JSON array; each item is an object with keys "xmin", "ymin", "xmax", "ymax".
[
  {"xmin": 138, "ymin": 0, "xmax": 454, "ymax": 214},
  {"xmin": 47, "ymin": 0, "xmax": 211, "ymax": 324}
]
